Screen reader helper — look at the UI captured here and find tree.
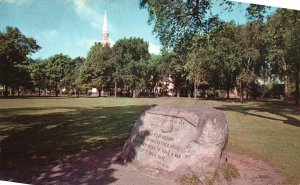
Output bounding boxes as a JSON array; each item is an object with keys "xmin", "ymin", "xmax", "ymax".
[
  {"xmin": 79, "ymin": 43, "xmax": 112, "ymax": 97},
  {"xmin": 185, "ymin": 50, "xmax": 203, "ymax": 99},
  {"xmin": 0, "ymin": 26, "xmax": 40, "ymax": 96},
  {"xmin": 143, "ymin": 54, "xmax": 164, "ymax": 96},
  {"xmin": 184, "ymin": 23, "xmax": 241, "ymax": 99},
  {"xmin": 140, "ymin": 0, "xmax": 232, "ymax": 98},
  {"xmin": 62, "ymin": 57, "xmax": 85, "ymax": 96},
  {"xmin": 246, "ymin": 4, "xmax": 269, "ymax": 23},
  {"xmin": 210, "ymin": 22, "xmax": 241, "ymax": 98},
  {"xmin": 160, "ymin": 51, "xmax": 188, "ymax": 97},
  {"xmin": 140, "ymin": 0, "xmax": 233, "ymax": 49},
  {"xmin": 266, "ymin": 9, "xmax": 300, "ymax": 104},
  {"xmin": 45, "ymin": 54, "xmax": 71, "ymax": 97},
  {"xmin": 111, "ymin": 37, "xmax": 150, "ymax": 98},
  {"xmin": 30, "ymin": 59, "xmax": 47, "ymax": 96},
  {"xmin": 224, "ymin": 19, "xmax": 269, "ymax": 102},
  {"xmin": 13, "ymin": 61, "xmax": 34, "ymax": 96}
]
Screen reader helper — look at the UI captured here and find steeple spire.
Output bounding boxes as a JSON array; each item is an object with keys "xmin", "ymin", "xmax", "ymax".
[
  {"xmin": 102, "ymin": 10, "xmax": 108, "ymax": 33},
  {"xmin": 101, "ymin": 10, "xmax": 110, "ymax": 46}
]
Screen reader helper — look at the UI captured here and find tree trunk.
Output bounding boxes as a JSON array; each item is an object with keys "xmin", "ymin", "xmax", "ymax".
[
  {"xmin": 74, "ymin": 88, "xmax": 79, "ymax": 97},
  {"xmin": 12, "ymin": 87, "xmax": 15, "ymax": 96},
  {"xmin": 177, "ymin": 87, "xmax": 180, "ymax": 98},
  {"xmin": 240, "ymin": 80, "xmax": 244, "ymax": 103},
  {"xmin": 295, "ymin": 68, "xmax": 299, "ymax": 105},
  {"xmin": 284, "ymin": 74, "xmax": 289, "ymax": 99},
  {"xmin": 98, "ymin": 88, "xmax": 101, "ymax": 97},
  {"xmin": 133, "ymin": 89, "xmax": 136, "ymax": 98},
  {"xmin": 283, "ymin": 60, "xmax": 291, "ymax": 100},
  {"xmin": 55, "ymin": 88, "xmax": 58, "ymax": 97},
  {"xmin": 194, "ymin": 80, "xmax": 197, "ymax": 100},
  {"xmin": 4, "ymin": 86, "xmax": 8, "ymax": 97},
  {"xmin": 17, "ymin": 88, "xmax": 20, "ymax": 96},
  {"xmin": 226, "ymin": 87, "xmax": 230, "ymax": 99},
  {"xmin": 114, "ymin": 80, "xmax": 117, "ymax": 98},
  {"xmin": 38, "ymin": 88, "xmax": 41, "ymax": 97}
]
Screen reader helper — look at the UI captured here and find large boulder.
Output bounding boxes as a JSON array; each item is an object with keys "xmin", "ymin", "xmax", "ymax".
[{"xmin": 122, "ymin": 105, "xmax": 228, "ymax": 181}]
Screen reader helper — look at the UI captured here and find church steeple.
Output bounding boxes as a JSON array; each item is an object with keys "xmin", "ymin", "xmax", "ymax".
[{"xmin": 101, "ymin": 10, "xmax": 110, "ymax": 47}]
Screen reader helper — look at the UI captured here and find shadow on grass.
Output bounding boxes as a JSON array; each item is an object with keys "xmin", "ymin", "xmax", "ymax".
[
  {"xmin": 216, "ymin": 102, "xmax": 300, "ymax": 127},
  {"xmin": 0, "ymin": 105, "xmax": 145, "ymax": 184},
  {"xmin": 0, "ymin": 96, "xmax": 78, "ymax": 99}
]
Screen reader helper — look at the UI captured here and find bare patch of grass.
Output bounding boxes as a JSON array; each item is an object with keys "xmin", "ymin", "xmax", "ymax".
[
  {"xmin": 178, "ymin": 174, "xmax": 201, "ymax": 185},
  {"xmin": 220, "ymin": 163, "xmax": 239, "ymax": 182}
]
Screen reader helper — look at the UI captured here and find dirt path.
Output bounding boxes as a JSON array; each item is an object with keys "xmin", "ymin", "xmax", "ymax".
[
  {"xmin": 0, "ymin": 149, "xmax": 283, "ymax": 185},
  {"xmin": 220, "ymin": 152, "xmax": 284, "ymax": 185}
]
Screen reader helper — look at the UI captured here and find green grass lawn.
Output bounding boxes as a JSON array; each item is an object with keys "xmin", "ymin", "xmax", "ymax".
[{"xmin": 0, "ymin": 97, "xmax": 299, "ymax": 184}]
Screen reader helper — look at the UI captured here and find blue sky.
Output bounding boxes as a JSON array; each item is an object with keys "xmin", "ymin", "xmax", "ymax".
[{"xmin": 0, "ymin": 0, "xmax": 263, "ymax": 59}]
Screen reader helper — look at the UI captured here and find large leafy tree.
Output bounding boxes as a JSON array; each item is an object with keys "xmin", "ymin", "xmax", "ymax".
[
  {"xmin": 208, "ymin": 23, "xmax": 241, "ymax": 98},
  {"xmin": 266, "ymin": 9, "xmax": 300, "ymax": 104},
  {"xmin": 185, "ymin": 44, "xmax": 211, "ymax": 99},
  {"xmin": 111, "ymin": 37, "xmax": 150, "ymax": 98},
  {"xmin": 13, "ymin": 62, "xmax": 33, "ymax": 96},
  {"xmin": 79, "ymin": 43, "xmax": 112, "ymax": 97},
  {"xmin": 184, "ymin": 23, "xmax": 241, "ymax": 99},
  {"xmin": 62, "ymin": 57, "xmax": 85, "ymax": 96},
  {"xmin": 236, "ymin": 23, "xmax": 267, "ymax": 102},
  {"xmin": 140, "ymin": 0, "xmax": 232, "ymax": 49},
  {"xmin": 161, "ymin": 51, "xmax": 189, "ymax": 97},
  {"xmin": 30, "ymin": 59, "xmax": 48, "ymax": 96},
  {"xmin": 0, "ymin": 27, "xmax": 40, "ymax": 96},
  {"xmin": 143, "ymin": 54, "xmax": 164, "ymax": 95},
  {"xmin": 45, "ymin": 54, "xmax": 71, "ymax": 97},
  {"xmin": 140, "ymin": 0, "xmax": 230, "ymax": 98}
]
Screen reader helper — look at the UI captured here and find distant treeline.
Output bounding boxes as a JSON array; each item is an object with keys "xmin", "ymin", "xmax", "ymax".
[{"xmin": 0, "ymin": 4, "xmax": 299, "ymax": 103}]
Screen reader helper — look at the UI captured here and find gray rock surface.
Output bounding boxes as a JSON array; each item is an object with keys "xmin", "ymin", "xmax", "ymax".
[{"xmin": 122, "ymin": 105, "xmax": 229, "ymax": 181}]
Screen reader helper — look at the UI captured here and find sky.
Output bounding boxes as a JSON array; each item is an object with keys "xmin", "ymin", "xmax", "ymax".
[{"xmin": 0, "ymin": 0, "xmax": 267, "ymax": 59}]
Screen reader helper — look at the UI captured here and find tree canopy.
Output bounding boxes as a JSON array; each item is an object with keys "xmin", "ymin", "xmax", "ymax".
[
  {"xmin": 0, "ymin": 26, "xmax": 40, "ymax": 95},
  {"xmin": 139, "ymin": 0, "xmax": 232, "ymax": 49}
]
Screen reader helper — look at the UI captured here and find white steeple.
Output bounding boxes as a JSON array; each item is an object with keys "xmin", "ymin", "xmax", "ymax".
[
  {"xmin": 102, "ymin": 10, "xmax": 108, "ymax": 33},
  {"xmin": 101, "ymin": 10, "xmax": 110, "ymax": 46}
]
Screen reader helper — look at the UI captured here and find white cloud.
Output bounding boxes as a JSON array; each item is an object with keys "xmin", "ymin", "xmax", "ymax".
[
  {"xmin": 72, "ymin": 0, "xmax": 116, "ymax": 33},
  {"xmin": 0, "ymin": 0, "xmax": 33, "ymax": 5},
  {"xmin": 73, "ymin": 0, "xmax": 102, "ymax": 30},
  {"xmin": 149, "ymin": 42, "xmax": 161, "ymax": 55}
]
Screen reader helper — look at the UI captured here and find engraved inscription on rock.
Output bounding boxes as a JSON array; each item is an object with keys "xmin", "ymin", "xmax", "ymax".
[{"xmin": 122, "ymin": 105, "xmax": 228, "ymax": 181}]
